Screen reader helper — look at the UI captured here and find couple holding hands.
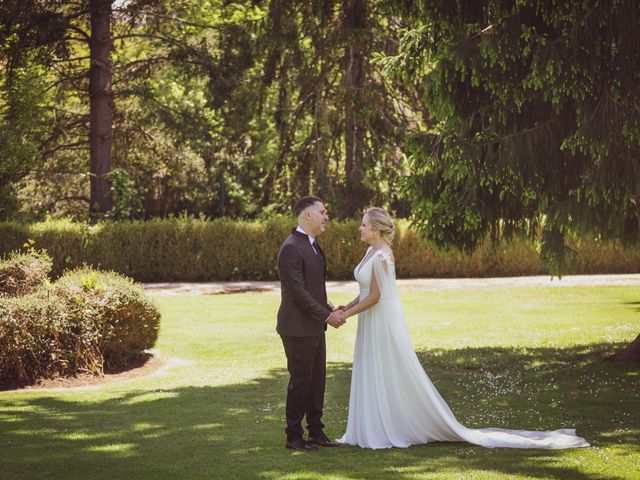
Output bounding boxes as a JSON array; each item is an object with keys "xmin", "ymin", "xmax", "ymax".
[{"xmin": 276, "ymin": 196, "xmax": 589, "ymax": 452}]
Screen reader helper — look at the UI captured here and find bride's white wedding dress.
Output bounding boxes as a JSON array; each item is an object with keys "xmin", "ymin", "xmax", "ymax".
[{"xmin": 336, "ymin": 247, "xmax": 590, "ymax": 449}]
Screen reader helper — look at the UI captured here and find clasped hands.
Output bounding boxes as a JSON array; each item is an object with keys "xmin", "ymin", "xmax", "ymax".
[{"xmin": 327, "ymin": 305, "xmax": 348, "ymax": 328}]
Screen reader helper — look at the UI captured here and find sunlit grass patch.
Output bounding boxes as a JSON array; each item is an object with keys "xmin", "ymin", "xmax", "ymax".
[{"xmin": 0, "ymin": 286, "xmax": 638, "ymax": 480}]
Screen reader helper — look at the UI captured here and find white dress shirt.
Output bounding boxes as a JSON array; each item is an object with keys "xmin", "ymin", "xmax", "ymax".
[{"xmin": 296, "ymin": 226, "xmax": 317, "ymax": 254}]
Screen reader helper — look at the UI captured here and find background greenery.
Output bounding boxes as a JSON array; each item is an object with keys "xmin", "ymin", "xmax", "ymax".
[
  {"xmin": 2, "ymin": 1, "xmax": 637, "ymax": 268},
  {"xmin": 1, "ymin": 218, "xmax": 639, "ymax": 281},
  {"xmin": 0, "ymin": 286, "xmax": 638, "ymax": 479},
  {"xmin": 0, "ymin": 0, "xmax": 414, "ymax": 221}
]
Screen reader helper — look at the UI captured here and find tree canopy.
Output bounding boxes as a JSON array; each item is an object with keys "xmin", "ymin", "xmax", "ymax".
[
  {"xmin": 0, "ymin": 0, "xmax": 416, "ymax": 220},
  {"xmin": 386, "ymin": 0, "xmax": 640, "ymax": 274},
  {"xmin": 1, "ymin": 1, "xmax": 638, "ymax": 269}
]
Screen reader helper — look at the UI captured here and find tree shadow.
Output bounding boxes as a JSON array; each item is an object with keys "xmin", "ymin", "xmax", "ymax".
[
  {"xmin": 0, "ymin": 352, "xmax": 160, "ymax": 391},
  {"xmin": 0, "ymin": 343, "xmax": 638, "ymax": 480},
  {"xmin": 622, "ymin": 301, "xmax": 640, "ymax": 312}
]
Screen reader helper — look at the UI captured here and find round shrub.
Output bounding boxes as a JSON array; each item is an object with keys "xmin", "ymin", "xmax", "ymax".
[
  {"xmin": 0, "ymin": 293, "xmax": 70, "ymax": 386},
  {"xmin": 53, "ymin": 268, "xmax": 161, "ymax": 369},
  {"xmin": 0, "ymin": 250, "xmax": 52, "ymax": 297},
  {"xmin": 0, "ymin": 266, "xmax": 160, "ymax": 387}
]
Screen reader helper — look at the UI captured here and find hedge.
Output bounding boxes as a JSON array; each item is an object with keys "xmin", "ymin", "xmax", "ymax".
[{"xmin": 0, "ymin": 218, "xmax": 639, "ymax": 282}]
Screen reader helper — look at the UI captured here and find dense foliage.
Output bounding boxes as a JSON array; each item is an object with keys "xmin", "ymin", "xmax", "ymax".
[
  {"xmin": 0, "ymin": 0, "xmax": 416, "ymax": 221},
  {"xmin": 0, "ymin": 255, "xmax": 160, "ymax": 386},
  {"xmin": 1, "ymin": 1, "xmax": 638, "ymax": 270},
  {"xmin": 386, "ymin": 0, "xmax": 640, "ymax": 275}
]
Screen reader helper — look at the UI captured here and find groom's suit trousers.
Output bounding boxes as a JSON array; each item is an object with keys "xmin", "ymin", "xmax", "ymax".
[{"xmin": 281, "ymin": 333, "xmax": 326, "ymax": 439}]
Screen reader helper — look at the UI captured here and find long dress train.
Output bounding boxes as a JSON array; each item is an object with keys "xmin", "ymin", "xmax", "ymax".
[{"xmin": 336, "ymin": 248, "xmax": 590, "ymax": 449}]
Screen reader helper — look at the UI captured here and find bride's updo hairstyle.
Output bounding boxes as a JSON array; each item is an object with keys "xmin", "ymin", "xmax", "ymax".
[{"xmin": 365, "ymin": 207, "xmax": 395, "ymax": 244}]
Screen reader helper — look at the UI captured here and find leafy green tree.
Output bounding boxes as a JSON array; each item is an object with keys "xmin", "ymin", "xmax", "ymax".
[
  {"xmin": 1, "ymin": 0, "xmax": 121, "ymax": 220},
  {"xmin": 128, "ymin": 0, "xmax": 268, "ymax": 218},
  {"xmin": 387, "ymin": 0, "xmax": 640, "ymax": 359},
  {"xmin": 2, "ymin": 0, "xmax": 415, "ymax": 220},
  {"xmin": 258, "ymin": 0, "xmax": 413, "ymax": 217},
  {"xmin": 0, "ymin": 0, "xmax": 66, "ymax": 219}
]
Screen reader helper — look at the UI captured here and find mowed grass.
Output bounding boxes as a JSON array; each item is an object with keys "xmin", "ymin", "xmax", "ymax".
[{"xmin": 0, "ymin": 285, "xmax": 638, "ymax": 480}]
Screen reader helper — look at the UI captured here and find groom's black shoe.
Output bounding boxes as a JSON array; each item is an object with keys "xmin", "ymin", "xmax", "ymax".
[
  {"xmin": 286, "ymin": 437, "xmax": 318, "ymax": 452},
  {"xmin": 307, "ymin": 431, "xmax": 340, "ymax": 448}
]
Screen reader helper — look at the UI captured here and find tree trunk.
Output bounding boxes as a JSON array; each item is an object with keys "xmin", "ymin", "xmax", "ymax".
[
  {"xmin": 263, "ymin": 64, "xmax": 291, "ymax": 208},
  {"xmin": 313, "ymin": 90, "xmax": 331, "ymax": 201},
  {"xmin": 605, "ymin": 334, "xmax": 640, "ymax": 362},
  {"xmin": 342, "ymin": 0, "xmax": 367, "ymax": 218},
  {"xmin": 89, "ymin": 0, "xmax": 114, "ymax": 220}
]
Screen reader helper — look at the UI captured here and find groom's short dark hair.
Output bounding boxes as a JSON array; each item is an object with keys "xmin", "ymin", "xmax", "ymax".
[{"xmin": 294, "ymin": 196, "xmax": 323, "ymax": 217}]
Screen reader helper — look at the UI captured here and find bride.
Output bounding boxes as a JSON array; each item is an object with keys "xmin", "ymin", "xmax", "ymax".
[{"xmin": 334, "ymin": 207, "xmax": 590, "ymax": 449}]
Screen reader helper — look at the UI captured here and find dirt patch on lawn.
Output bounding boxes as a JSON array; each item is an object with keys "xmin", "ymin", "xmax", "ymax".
[
  {"xmin": 144, "ymin": 275, "xmax": 640, "ymax": 297},
  {"xmin": 144, "ymin": 282, "xmax": 280, "ymax": 296},
  {"xmin": 0, "ymin": 350, "xmax": 188, "ymax": 393}
]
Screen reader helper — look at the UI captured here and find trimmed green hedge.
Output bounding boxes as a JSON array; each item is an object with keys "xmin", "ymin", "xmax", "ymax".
[{"xmin": 1, "ymin": 218, "xmax": 639, "ymax": 281}]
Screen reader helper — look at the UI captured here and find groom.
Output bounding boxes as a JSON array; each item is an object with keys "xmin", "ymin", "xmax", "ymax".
[{"xmin": 277, "ymin": 196, "xmax": 344, "ymax": 452}]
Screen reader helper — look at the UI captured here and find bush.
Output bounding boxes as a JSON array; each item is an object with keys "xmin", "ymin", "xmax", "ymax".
[
  {"xmin": 53, "ymin": 268, "xmax": 160, "ymax": 368},
  {"xmin": 30, "ymin": 220, "xmax": 89, "ymax": 274},
  {"xmin": 321, "ymin": 220, "xmax": 366, "ymax": 279},
  {"xmin": 0, "ymin": 264, "xmax": 160, "ymax": 387},
  {"xmin": 0, "ymin": 249, "xmax": 52, "ymax": 297},
  {"xmin": 0, "ymin": 294, "xmax": 67, "ymax": 384}
]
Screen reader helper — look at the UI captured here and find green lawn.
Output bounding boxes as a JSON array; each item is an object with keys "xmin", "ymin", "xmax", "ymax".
[{"xmin": 1, "ymin": 286, "xmax": 638, "ymax": 480}]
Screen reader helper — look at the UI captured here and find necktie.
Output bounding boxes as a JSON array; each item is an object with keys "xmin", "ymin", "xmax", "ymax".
[{"xmin": 311, "ymin": 240, "xmax": 319, "ymax": 255}]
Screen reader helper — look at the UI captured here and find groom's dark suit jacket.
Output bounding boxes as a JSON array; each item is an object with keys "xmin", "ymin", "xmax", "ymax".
[{"xmin": 277, "ymin": 229, "xmax": 331, "ymax": 337}]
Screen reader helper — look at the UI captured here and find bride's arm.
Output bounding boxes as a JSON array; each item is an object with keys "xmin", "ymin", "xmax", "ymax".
[
  {"xmin": 341, "ymin": 269, "xmax": 381, "ymax": 319},
  {"xmin": 338, "ymin": 295, "xmax": 360, "ymax": 311}
]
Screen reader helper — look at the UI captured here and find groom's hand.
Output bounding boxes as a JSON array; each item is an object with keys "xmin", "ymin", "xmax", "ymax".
[{"xmin": 327, "ymin": 309, "xmax": 346, "ymax": 328}]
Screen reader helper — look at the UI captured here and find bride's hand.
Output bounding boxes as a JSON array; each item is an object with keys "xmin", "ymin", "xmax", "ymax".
[{"xmin": 327, "ymin": 309, "xmax": 344, "ymax": 328}]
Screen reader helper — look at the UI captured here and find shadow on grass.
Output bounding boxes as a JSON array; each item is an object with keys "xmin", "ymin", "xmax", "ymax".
[
  {"xmin": 622, "ymin": 301, "xmax": 640, "ymax": 312},
  {"xmin": 0, "ymin": 343, "xmax": 638, "ymax": 480}
]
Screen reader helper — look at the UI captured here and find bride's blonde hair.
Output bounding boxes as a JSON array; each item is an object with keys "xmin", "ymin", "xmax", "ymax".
[{"xmin": 365, "ymin": 207, "xmax": 395, "ymax": 244}]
